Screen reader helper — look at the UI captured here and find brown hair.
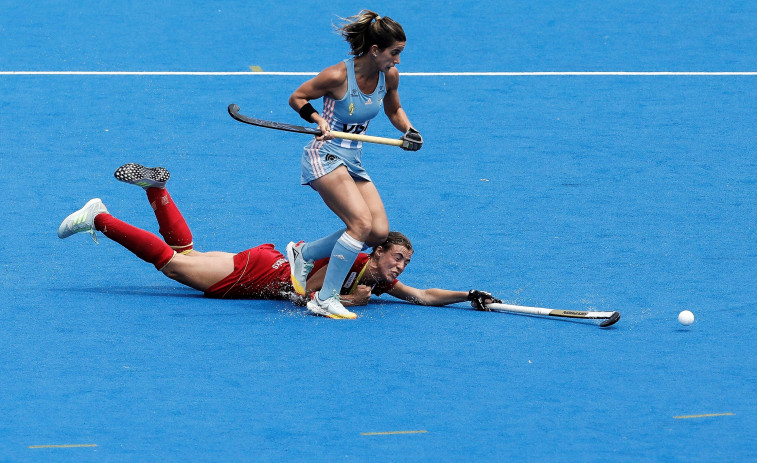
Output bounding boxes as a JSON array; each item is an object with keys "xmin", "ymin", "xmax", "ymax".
[
  {"xmin": 336, "ymin": 10, "xmax": 406, "ymax": 57},
  {"xmin": 371, "ymin": 231, "xmax": 413, "ymax": 256}
]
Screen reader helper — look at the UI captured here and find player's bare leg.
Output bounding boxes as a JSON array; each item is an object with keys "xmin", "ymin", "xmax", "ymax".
[{"xmin": 160, "ymin": 251, "xmax": 235, "ymax": 292}]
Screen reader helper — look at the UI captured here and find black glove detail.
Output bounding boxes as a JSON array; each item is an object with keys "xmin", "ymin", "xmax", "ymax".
[
  {"xmin": 401, "ymin": 127, "xmax": 423, "ymax": 151},
  {"xmin": 467, "ymin": 289, "xmax": 502, "ymax": 311}
]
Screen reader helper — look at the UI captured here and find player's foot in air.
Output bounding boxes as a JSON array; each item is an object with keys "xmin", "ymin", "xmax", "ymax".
[
  {"xmin": 307, "ymin": 291, "xmax": 357, "ymax": 319},
  {"xmin": 286, "ymin": 241, "xmax": 314, "ymax": 296},
  {"xmin": 57, "ymin": 198, "xmax": 108, "ymax": 241},
  {"xmin": 114, "ymin": 163, "xmax": 170, "ymax": 189}
]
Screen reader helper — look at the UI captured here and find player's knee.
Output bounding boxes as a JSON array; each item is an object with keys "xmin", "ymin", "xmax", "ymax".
[
  {"xmin": 159, "ymin": 255, "xmax": 184, "ymax": 281},
  {"xmin": 347, "ymin": 215, "xmax": 374, "ymax": 242},
  {"xmin": 366, "ymin": 226, "xmax": 389, "ymax": 248},
  {"xmin": 160, "ymin": 265, "xmax": 180, "ymax": 280}
]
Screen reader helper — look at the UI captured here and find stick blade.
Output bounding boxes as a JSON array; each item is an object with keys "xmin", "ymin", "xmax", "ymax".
[
  {"xmin": 227, "ymin": 103, "xmax": 321, "ymax": 135},
  {"xmin": 599, "ymin": 311, "xmax": 621, "ymax": 327}
]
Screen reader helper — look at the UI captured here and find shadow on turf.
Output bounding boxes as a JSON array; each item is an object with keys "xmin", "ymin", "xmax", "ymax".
[
  {"xmin": 58, "ymin": 285, "xmax": 201, "ymax": 298},
  {"xmin": 55, "ymin": 286, "xmax": 307, "ymax": 315},
  {"xmin": 372, "ymin": 300, "xmax": 620, "ymax": 329},
  {"xmin": 54, "ymin": 289, "xmax": 622, "ymax": 327},
  {"xmin": 492, "ymin": 311, "xmax": 620, "ymax": 329}
]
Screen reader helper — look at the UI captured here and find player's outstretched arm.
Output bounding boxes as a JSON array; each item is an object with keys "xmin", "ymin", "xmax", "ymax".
[
  {"xmin": 388, "ymin": 283, "xmax": 502, "ymax": 307},
  {"xmin": 387, "ymin": 281, "xmax": 464, "ymax": 305}
]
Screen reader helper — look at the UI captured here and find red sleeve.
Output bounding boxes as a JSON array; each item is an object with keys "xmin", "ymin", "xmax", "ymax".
[{"xmin": 371, "ymin": 278, "xmax": 399, "ymax": 296}]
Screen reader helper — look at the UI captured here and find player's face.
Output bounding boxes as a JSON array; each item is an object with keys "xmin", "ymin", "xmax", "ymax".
[
  {"xmin": 375, "ymin": 244, "xmax": 412, "ymax": 281},
  {"xmin": 374, "ymin": 41, "xmax": 405, "ymax": 72}
]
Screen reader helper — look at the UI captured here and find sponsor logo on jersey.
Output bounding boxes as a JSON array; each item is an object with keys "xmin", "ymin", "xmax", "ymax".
[
  {"xmin": 271, "ymin": 258, "xmax": 287, "ymax": 270},
  {"xmin": 324, "ymin": 154, "xmax": 338, "ymax": 164},
  {"xmin": 343, "ymin": 272, "xmax": 357, "ymax": 289},
  {"xmin": 342, "ymin": 123, "xmax": 367, "ymax": 134},
  {"xmin": 365, "ymin": 98, "xmax": 373, "ymax": 105}
]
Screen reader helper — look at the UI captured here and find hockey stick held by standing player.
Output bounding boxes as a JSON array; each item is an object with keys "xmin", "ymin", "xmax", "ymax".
[{"xmin": 228, "ymin": 104, "xmax": 405, "ymax": 147}]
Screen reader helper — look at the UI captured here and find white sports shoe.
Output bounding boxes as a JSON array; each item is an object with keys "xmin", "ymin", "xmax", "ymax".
[
  {"xmin": 114, "ymin": 163, "xmax": 170, "ymax": 189},
  {"xmin": 307, "ymin": 292, "xmax": 357, "ymax": 319},
  {"xmin": 57, "ymin": 198, "xmax": 109, "ymax": 241},
  {"xmin": 286, "ymin": 241, "xmax": 314, "ymax": 296}
]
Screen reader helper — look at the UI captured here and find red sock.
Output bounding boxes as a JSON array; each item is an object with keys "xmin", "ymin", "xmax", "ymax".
[
  {"xmin": 94, "ymin": 214, "xmax": 176, "ymax": 270},
  {"xmin": 145, "ymin": 188, "xmax": 193, "ymax": 253}
]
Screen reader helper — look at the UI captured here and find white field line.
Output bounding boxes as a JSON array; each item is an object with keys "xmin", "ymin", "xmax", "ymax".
[{"xmin": 1, "ymin": 71, "xmax": 756, "ymax": 76}]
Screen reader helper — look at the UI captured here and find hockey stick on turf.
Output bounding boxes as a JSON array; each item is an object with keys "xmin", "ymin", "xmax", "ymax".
[
  {"xmin": 484, "ymin": 302, "xmax": 621, "ymax": 328},
  {"xmin": 228, "ymin": 104, "xmax": 404, "ymax": 147}
]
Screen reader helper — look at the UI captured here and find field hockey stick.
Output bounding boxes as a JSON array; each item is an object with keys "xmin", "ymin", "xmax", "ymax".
[
  {"xmin": 228, "ymin": 104, "xmax": 404, "ymax": 147},
  {"xmin": 484, "ymin": 302, "xmax": 621, "ymax": 328}
]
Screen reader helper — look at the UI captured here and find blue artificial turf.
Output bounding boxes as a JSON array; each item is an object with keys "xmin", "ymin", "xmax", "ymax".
[{"xmin": 1, "ymin": 1, "xmax": 755, "ymax": 461}]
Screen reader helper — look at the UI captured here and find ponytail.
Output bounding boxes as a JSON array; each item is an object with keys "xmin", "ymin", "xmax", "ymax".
[{"xmin": 336, "ymin": 10, "xmax": 406, "ymax": 56}]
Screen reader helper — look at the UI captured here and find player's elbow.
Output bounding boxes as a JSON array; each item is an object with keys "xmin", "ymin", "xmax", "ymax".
[
  {"xmin": 288, "ymin": 94, "xmax": 300, "ymax": 111},
  {"xmin": 414, "ymin": 289, "xmax": 454, "ymax": 307},
  {"xmin": 410, "ymin": 290, "xmax": 436, "ymax": 306}
]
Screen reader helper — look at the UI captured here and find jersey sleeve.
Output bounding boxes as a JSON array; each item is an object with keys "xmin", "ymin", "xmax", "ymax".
[{"xmin": 371, "ymin": 279, "xmax": 399, "ymax": 296}]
